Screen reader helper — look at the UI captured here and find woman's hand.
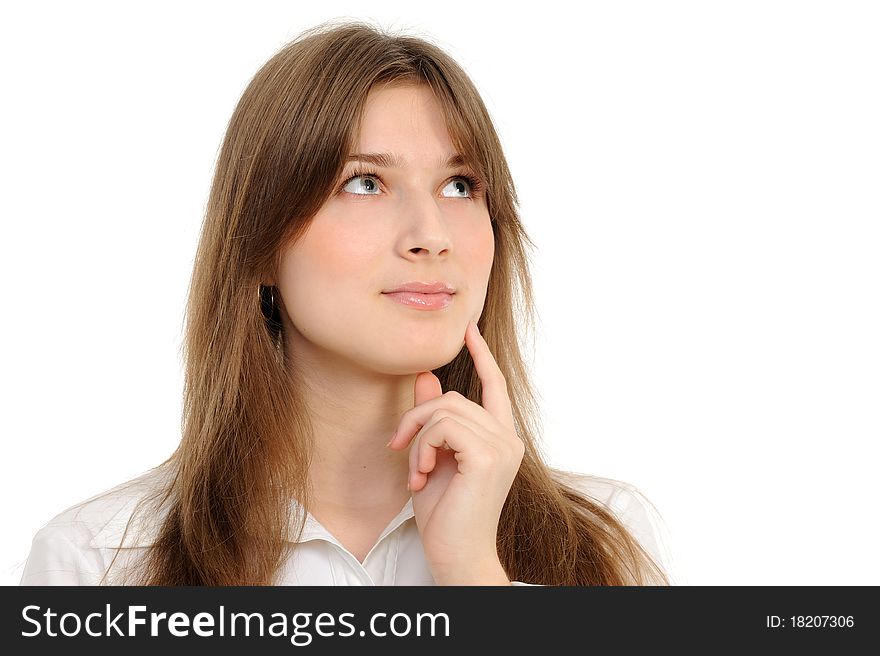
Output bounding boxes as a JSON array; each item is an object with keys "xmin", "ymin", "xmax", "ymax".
[{"xmin": 386, "ymin": 321, "xmax": 525, "ymax": 585}]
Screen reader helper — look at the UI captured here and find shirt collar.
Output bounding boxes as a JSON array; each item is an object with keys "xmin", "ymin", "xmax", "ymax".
[
  {"xmin": 293, "ymin": 496, "xmax": 415, "ymax": 545},
  {"xmin": 89, "ymin": 479, "xmax": 416, "ymax": 550}
]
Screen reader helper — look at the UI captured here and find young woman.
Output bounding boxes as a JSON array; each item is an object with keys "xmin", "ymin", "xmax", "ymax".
[{"xmin": 21, "ymin": 20, "xmax": 674, "ymax": 586}]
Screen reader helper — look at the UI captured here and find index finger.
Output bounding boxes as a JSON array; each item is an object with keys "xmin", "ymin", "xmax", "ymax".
[{"xmin": 465, "ymin": 320, "xmax": 514, "ymax": 426}]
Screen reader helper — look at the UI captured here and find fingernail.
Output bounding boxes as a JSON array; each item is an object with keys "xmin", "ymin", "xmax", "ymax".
[
  {"xmin": 386, "ymin": 430, "xmax": 397, "ymax": 448},
  {"xmin": 406, "ymin": 479, "xmax": 411, "ymax": 491}
]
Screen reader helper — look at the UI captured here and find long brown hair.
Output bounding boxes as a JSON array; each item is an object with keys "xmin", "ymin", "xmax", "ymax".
[{"xmin": 106, "ymin": 19, "xmax": 669, "ymax": 586}]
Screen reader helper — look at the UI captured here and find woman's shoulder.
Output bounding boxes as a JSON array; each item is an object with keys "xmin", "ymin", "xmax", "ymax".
[
  {"xmin": 36, "ymin": 466, "xmax": 169, "ymax": 542},
  {"xmin": 19, "ymin": 465, "xmax": 171, "ymax": 585},
  {"xmin": 550, "ymin": 468, "xmax": 680, "ymax": 584}
]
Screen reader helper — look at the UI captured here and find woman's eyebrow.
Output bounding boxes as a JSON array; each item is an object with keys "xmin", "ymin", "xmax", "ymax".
[{"xmin": 345, "ymin": 152, "xmax": 466, "ymax": 169}]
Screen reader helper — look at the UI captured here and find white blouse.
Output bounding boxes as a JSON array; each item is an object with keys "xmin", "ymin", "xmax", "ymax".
[{"xmin": 19, "ymin": 466, "xmax": 677, "ymax": 586}]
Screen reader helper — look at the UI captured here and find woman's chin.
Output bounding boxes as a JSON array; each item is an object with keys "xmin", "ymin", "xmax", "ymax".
[{"xmin": 369, "ymin": 347, "xmax": 461, "ymax": 377}]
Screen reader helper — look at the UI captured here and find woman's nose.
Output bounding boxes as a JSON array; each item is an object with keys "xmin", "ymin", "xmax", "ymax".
[{"xmin": 398, "ymin": 193, "xmax": 453, "ymax": 256}]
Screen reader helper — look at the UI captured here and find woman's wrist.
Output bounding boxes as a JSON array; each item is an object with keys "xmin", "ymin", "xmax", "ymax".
[{"xmin": 431, "ymin": 557, "xmax": 511, "ymax": 586}]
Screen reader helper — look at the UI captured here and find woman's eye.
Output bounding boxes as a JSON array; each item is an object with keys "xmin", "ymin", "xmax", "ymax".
[
  {"xmin": 442, "ymin": 178, "xmax": 472, "ymax": 198},
  {"xmin": 342, "ymin": 175, "xmax": 381, "ymax": 195}
]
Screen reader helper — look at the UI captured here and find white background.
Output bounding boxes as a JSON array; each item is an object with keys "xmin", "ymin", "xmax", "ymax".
[{"xmin": 2, "ymin": 1, "xmax": 878, "ymax": 586}]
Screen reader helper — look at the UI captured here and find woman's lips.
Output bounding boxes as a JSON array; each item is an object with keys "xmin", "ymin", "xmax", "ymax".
[{"xmin": 382, "ymin": 291, "xmax": 454, "ymax": 310}]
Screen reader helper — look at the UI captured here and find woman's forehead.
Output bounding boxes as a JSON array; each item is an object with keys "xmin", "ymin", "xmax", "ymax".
[{"xmin": 350, "ymin": 87, "xmax": 461, "ymax": 169}]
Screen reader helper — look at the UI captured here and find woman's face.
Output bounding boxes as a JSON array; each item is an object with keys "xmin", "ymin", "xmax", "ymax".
[{"xmin": 275, "ymin": 83, "xmax": 495, "ymax": 376}]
